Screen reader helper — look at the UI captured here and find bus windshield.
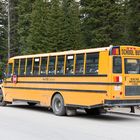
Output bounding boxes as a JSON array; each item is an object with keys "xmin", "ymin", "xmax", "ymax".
[{"xmin": 125, "ymin": 58, "xmax": 140, "ymax": 74}]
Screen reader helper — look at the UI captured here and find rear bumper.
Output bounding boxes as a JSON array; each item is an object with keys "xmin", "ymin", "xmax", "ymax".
[
  {"xmin": 104, "ymin": 99, "xmax": 140, "ymax": 107},
  {"xmin": 66, "ymin": 99, "xmax": 140, "ymax": 109}
]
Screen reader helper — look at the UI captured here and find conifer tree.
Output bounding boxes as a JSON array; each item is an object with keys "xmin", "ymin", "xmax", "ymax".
[
  {"xmin": 81, "ymin": 0, "xmax": 123, "ymax": 48},
  {"xmin": 127, "ymin": 0, "xmax": 140, "ymax": 46},
  {"xmin": 62, "ymin": 0, "xmax": 83, "ymax": 50},
  {"xmin": 46, "ymin": 0, "xmax": 66, "ymax": 52},
  {"xmin": 27, "ymin": 0, "xmax": 50, "ymax": 54},
  {"xmin": 0, "ymin": 0, "xmax": 7, "ymax": 69},
  {"xmin": 47, "ymin": 0, "xmax": 82, "ymax": 52},
  {"xmin": 9, "ymin": 0, "xmax": 20, "ymax": 56},
  {"xmin": 17, "ymin": 0, "xmax": 35, "ymax": 54}
]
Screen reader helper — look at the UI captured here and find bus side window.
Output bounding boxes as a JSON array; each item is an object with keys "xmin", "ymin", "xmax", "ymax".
[
  {"xmin": 33, "ymin": 58, "xmax": 40, "ymax": 75},
  {"xmin": 48, "ymin": 56, "xmax": 55, "ymax": 75},
  {"xmin": 75, "ymin": 54, "xmax": 84, "ymax": 74},
  {"xmin": 14, "ymin": 59, "xmax": 19, "ymax": 75},
  {"xmin": 56, "ymin": 56, "xmax": 64, "ymax": 75},
  {"xmin": 40, "ymin": 57, "xmax": 47, "ymax": 75},
  {"xmin": 26, "ymin": 58, "xmax": 33, "ymax": 76},
  {"xmin": 20, "ymin": 59, "xmax": 25, "ymax": 76},
  {"xmin": 7, "ymin": 63, "xmax": 13, "ymax": 77},
  {"xmin": 113, "ymin": 57, "xmax": 122, "ymax": 73},
  {"xmin": 86, "ymin": 53, "xmax": 99, "ymax": 74},
  {"xmin": 66, "ymin": 55, "xmax": 74, "ymax": 75}
]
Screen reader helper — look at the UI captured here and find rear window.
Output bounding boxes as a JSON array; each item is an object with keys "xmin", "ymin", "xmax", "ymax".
[
  {"xmin": 113, "ymin": 57, "xmax": 122, "ymax": 73},
  {"xmin": 125, "ymin": 59, "xmax": 140, "ymax": 74}
]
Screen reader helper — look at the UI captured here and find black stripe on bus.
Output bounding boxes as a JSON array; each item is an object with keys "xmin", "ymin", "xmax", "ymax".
[
  {"xmin": 5, "ymin": 81, "xmax": 122, "ymax": 85},
  {"xmin": 3, "ymin": 86, "xmax": 107, "ymax": 94},
  {"xmin": 12, "ymin": 74, "xmax": 108, "ymax": 77}
]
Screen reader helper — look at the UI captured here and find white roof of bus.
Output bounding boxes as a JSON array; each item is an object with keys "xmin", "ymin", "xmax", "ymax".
[
  {"xmin": 10, "ymin": 46, "xmax": 111, "ymax": 60},
  {"xmin": 9, "ymin": 45, "xmax": 140, "ymax": 60}
]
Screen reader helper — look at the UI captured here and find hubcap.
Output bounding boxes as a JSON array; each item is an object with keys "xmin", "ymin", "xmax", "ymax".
[{"xmin": 54, "ymin": 99, "xmax": 62, "ymax": 112}]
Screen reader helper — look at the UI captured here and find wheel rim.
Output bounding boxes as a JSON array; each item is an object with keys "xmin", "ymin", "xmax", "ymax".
[{"xmin": 54, "ymin": 99, "xmax": 62, "ymax": 112}]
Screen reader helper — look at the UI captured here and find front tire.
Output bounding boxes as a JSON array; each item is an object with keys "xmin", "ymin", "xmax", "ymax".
[
  {"xmin": 0, "ymin": 97, "xmax": 7, "ymax": 106},
  {"xmin": 52, "ymin": 94, "xmax": 66, "ymax": 116}
]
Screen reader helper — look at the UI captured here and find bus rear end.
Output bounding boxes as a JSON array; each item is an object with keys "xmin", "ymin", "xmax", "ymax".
[{"xmin": 105, "ymin": 46, "xmax": 140, "ymax": 108}]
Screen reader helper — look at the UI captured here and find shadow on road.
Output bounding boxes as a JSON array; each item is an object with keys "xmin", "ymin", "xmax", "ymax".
[
  {"xmin": 75, "ymin": 112, "xmax": 136, "ymax": 121},
  {"xmin": 6, "ymin": 104, "xmax": 139, "ymax": 121},
  {"xmin": 7, "ymin": 104, "xmax": 52, "ymax": 114}
]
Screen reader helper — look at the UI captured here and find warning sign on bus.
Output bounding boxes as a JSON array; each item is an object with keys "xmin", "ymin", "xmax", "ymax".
[{"xmin": 120, "ymin": 47, "xmax": 140, "ymax": 56}]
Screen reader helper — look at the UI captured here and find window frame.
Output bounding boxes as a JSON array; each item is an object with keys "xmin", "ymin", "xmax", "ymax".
[
  {"xmin": 7, "ymin": 63, "xmax": 13, "ymax": 78},
  {"xmin": 124, "ymin": 58, "xmax": 140, "ymax": 74},
  {"xmin": 26, "ymin": 58, "xmax": 33, "ymax": 76},
  {"xmin": 48, "ymin": 56, "xmax": 56, "ymax": 75},
  {"xmin": 19, "ymin": 58, "xmax": 26, "ymax": 76},
  {"xmin": 33, "ymin": 57, "xmax": 40, "ymax": 76},
  {"xmin": 14, "ymin": 59, "xmax": 19, "ymax": 75},
  {"xmin": 40, "ymin": 57, "xmax": 47, "ymax": 76},
  {"xmin": 75, "ymin": 53, "xmax": 85, "ymax": 75},
  {"xmin": 66, "ymin": 55, "xmax": 74, "ymax": 75},
  {"xmin": 56, "ymin": 55, "xmax": 65, "ymax": 75},
  {"xmin": 85, "ymin": 52, "xmax": 99, "ymax": 75},
  {"xmin": 113, "ymin": 56, "xmax": 122, "ymax": 74}
]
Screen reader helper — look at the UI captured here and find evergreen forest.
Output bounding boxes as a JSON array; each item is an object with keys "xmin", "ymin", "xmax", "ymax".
[{"xmin": 0, "ymin": 0, "xmax": 140, "ymax": 67}]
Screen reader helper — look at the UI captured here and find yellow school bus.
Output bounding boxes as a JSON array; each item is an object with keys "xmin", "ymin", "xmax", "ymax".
[{"xmin": 1, "ymin": 45, "xmax": 140, "ymax": 115}]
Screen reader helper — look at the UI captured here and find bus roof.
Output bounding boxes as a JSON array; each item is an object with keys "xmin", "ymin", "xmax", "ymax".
[
  {"xmin": 9, "ymin": 46, "xmax": 110, "ymax": 60},
  {"xmin": 9, "ymin": 45, "xmax": 140, "ymax": 60}
]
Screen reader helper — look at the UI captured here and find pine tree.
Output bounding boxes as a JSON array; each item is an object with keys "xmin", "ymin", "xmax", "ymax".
[
  {"xmin": 17, "ymin": 0, "xmax": 35, "ymax": 54},
  {"xmin": 127, "ymin": 0, "xmax": 140, "ymax": 46},
  {"xmin": 62, "ymin": 0, "xmax": 83, "ymax": 50},
  {"xmin": 46, "ymin": 0, "xmax": 82, "ymax": 52},
  {"xmin": 81, "ymin": 0, "xmax": 123, "ymax": 48},
  {"xmin": 27, "ymin": 0, "xmax": 50, "ymax": 54},
  {"xmin": 10, "ymin": 0, "xmax": 20, "ymax": 57},
  {"xmin": 0, "ymin": 0, "xmax": 8, "ymax": 77},
  {"xmin": 47, "ymin": 0, "xmax": 66, "ymax": 52}
]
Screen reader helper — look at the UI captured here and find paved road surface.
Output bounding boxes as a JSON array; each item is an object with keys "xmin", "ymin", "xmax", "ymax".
[{"xmin": 0, "ymin": 104, "xmax": 140, "ymax": 140}]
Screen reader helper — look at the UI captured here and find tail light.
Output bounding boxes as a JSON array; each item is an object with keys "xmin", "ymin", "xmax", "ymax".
[
  {"xmin": 112, "ymin": 48, "xmax": 120, "ymax": 55},
  {"xmin": 114, "ymin": 76, "xmax": 122, "ymax": 82}
]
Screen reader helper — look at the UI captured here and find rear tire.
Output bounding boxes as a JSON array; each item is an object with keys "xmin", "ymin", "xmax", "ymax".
[
  {"xmin": 52, "ymin": 94, "xmax": 66, "ymax": 116},
  {"xmin": 27, "ymin": 102, "xmax": 37, "ymax": 106}
]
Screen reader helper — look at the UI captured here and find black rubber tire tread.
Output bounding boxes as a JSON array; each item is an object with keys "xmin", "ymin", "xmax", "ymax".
[
  {"xmin": 27, "ymin": 102, "xmax": 37, "ymax": 106},
  {"xmin": 52, "ymin": 94, "xmax": 66, "ymax": 116},
  {"xmin": 0, "ymin": 97, "xmax": 7, "ymax": 106}
]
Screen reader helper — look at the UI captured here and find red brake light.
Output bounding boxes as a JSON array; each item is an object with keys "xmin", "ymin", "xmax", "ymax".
[
  {"xmin": 112, "ymin": 48, "xmax": 120, "ymax": 55},
  {"xmin": 114, "ymin": 76, "xmax": 122, "ymax": 82}
]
